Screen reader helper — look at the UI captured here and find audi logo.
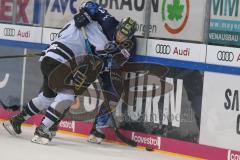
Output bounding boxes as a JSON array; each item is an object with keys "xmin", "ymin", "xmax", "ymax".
[
  {"xmin": 50, "ymin": 33, "xmax": 58, "ymax": 41},
  {"xmin": 155, "ymin": 44, "xmax": 171, "ymax": 54},
  {"xmin": 217, "ymin": 51, "xmax": 234, "ymax": 62},
  {"xmin": 4, "ymin": 28, "xmax": 15, "ymax": 37}
]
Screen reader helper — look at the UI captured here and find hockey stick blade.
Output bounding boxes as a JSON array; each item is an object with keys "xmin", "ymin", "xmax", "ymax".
[{"xmin": 115, "ymin": 129, "xmax": 137, "ymax": 147}]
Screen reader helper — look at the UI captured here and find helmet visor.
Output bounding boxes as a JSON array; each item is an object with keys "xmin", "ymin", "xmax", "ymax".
[{"xmin": 116, "ymin": 17, "xmax": 137, "ymax": 43}]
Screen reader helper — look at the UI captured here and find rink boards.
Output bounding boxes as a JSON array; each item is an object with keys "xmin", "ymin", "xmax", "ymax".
[{"xmin": 1, "ymin": 24, "xmax": 240, "ymax": 160}]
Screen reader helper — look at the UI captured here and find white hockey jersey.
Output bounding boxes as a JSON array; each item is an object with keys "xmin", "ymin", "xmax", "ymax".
[{"xmin": 43, "ymin": 20, "xmax": 109, "ymax": 64}]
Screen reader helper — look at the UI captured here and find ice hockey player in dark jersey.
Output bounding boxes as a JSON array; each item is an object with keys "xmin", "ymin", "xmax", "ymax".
[
  {"xmin": 77, "ymin": 1, "xmax": 137, "ymax": 144},
  {"xmin": 2, "ymin": 1, "xmax": 137, "ymax": 145}
]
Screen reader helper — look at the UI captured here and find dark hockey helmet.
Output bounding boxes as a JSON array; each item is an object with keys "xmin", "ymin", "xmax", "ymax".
[{"xmin": 115, "ymin": 17, "xmax": 137, "ymax": 43}]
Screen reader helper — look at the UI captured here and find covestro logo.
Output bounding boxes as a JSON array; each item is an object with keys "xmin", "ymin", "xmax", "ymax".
[
  {"xmin": 59, "ymin": 120, "xmax": 75, "ymax": 132},
  {"xmin": 131, "ymin": 132, "xmax": 161, "ymax": 149},
  {"xmin": 228, "ymin": 150, "xmax": 240, "ymax": 160},
  {"xmin": 162, "ymin": 0, "xmax": 190, "ymax": 34}
]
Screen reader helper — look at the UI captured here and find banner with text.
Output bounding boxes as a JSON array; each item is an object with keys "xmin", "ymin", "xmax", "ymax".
[
  {"xmin": 114, "ymin": 65, "xmax": 204, "ymax": 143},
  {"xmin": 146, "ymin": 39, "xmax": 206, "ymax": 63},
  {"xmin": 0, "ymin": 0, "xmax": 42, "ymax": 25},
  {"xmin": 209, "ymin": 0, "xmax": 240, "ymax": 46},
  {"xmin": 0, "ymin": 24, "xmax": 42, "ymax": 43},
  {"xmin": 200, "ymin": 72, "xmax": 240, "ymax": 151},
  {"xmin": 43, "ymin": 0, "xmax": 88, "ymax": 28},
  {"xmin": 206, "ymin": 45, "xmax": 240, "ymax": 67},
  {"xmin": 94, "ymin": 0, "xmax": 207, "ymax": 42},
  {"xmin": 63, "ymin": 64, "xmax": 204, "ymax": 143}
]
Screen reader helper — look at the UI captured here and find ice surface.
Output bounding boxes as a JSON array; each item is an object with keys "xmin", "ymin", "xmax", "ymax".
[{"xmin": 0, "ymin": 124, "xmax": 195, "ymax": 160}]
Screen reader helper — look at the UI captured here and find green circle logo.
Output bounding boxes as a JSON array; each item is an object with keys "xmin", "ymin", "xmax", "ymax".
[{"xmin": 162, "ymin": 0, "xmax": 190, "ymax": 34}]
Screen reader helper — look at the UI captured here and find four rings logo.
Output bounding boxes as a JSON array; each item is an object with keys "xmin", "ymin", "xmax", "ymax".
[
  {"xmin": 155, "ymin": 44, "xmax": 171, "ymax": 55},
  {"xmin": 50, "ymin": 33, "xmax": 58, "ymax": 41},
  {"xmin": 4, "ymin": 28, "xmax": 15, "ymax": 37},
  {"xmin": 217, "ymin": 51, "xmax": 234, "ymax": 62}
]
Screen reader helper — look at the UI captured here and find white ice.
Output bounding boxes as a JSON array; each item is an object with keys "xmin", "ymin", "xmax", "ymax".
[{"xmin": 0, "ymin": 124, "xmax": 195, "ymax": 160}]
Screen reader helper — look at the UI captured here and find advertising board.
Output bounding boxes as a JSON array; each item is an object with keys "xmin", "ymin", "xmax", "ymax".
[{"xmin": 200, "ymin": 72, "xmax": 240, "ymax": 151}]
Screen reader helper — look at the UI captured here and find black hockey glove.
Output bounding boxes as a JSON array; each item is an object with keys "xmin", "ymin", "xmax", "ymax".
[
  {"xmin": 104, "ymin": 41, "xmax": 120, "ymax": 54},
  {"xmin": 97, "ymin": 41, "xmax": 131, "ymax": 71},
  {"xmin": 74, "ymin": 8, "xmax": 92, "ymax": 29}
]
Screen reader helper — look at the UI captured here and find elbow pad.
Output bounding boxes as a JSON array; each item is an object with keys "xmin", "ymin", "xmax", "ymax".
[{"xmin": 74, "ymin": 9, "xmax": 92, "ymax": 28}]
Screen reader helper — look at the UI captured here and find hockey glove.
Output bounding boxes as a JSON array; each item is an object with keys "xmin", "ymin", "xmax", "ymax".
[
  {"xmin": 104, "ymin": 40, "xmax": 132, "ymax": 58},
  {"xmin": 74, "ymin": 8, "xmax": 92, "ymax": 29},
  {"xmin": 104, "ymin": 41, "xmax": 119, "ymax": 53}
]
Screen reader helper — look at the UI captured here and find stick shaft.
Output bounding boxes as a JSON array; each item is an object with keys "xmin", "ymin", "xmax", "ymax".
[
  {"xmin": 0, "ymin": 53, "xmax": 43, "ymax": 59},
  {"xmin": 80, "ymin": 27, "xmax": 96, "ymax": 65}
]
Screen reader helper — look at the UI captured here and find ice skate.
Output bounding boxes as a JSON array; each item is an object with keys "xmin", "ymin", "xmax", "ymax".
[
  {"xmin": 49, "ymin": 124, "xmax": 58, "ymax": 138},
  {"xmin": 31, "ymin": 124, "xmax": 53, "ymax": 145},
  {"xmin": 2, "ymin": 114, "xmax": 25, "ymax": 135},
  {"xmin": 88, "ymin": 128, "xmax": 105, "ymax": 144}
]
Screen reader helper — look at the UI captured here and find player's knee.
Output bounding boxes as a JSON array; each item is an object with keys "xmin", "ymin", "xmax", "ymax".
[
  {"xmin": 55, "ymin": 90, "xmax": 75, "ymax": 102},
  {"xmin": 51, "ymin": 92, "xmax": 75, "ymax": 114},
  {"xmin": 32, "ymin": 92, "xmax": 55, "ymax": 111},
  {"xmin": 51, "ymin": 100, "xmax": 74, "ymax": 114}
]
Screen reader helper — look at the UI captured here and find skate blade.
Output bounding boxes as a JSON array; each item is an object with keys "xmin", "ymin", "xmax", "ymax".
[
  {"xmin": 2, "ymin": 122, "xmax": 16, "ymax": 136},
  {"xmin": 31, "ymin": 135, "xmax": 50, "ymax": 145},
  {"xmin": 50, "ymin": 131, "xmax": 56, "ymax": 137},
  {"xmin": 87, "ymin": 135, "xmax": 102, "ymax": 144}
]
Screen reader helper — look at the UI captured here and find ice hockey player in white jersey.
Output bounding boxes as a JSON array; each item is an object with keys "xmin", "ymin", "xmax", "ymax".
[{"xmin": 2, "ymin": 1, "xmax": 137, "ymax": 145}]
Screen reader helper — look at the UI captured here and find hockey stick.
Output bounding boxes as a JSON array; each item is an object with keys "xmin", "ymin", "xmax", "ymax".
[
  {"xmin": 98, "ymin": 76, "xmax": 137, "ymax": 147},
  {"xmin": 81, "ymin": 27, "xmax": 137, "ymax": 147},
  {"xmin": 0, "ymin": 52, "xmax": 44, "ymax": 59},
  {"xmin": 81, "ymin": 27, "xmax": 96, "ymax": 65}
]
